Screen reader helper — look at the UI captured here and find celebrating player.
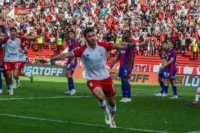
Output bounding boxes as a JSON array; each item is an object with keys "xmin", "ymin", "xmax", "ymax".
[
  {"xmin": 0, "ymin": 25, "xmax": 9, "ymax": 94},
  {"xmin": 110, "ymin": 31, "xmax": 136, "ymax": 103},
  {"xmin": 159, "ymin": 41, "xmax": 178, "ymax": 99},
  {"xmin": 13, "ymin": 41, "xmax": 33, "ymax": 89},
  {"xmin": 40, "ymin": 28, "xmax": 149, "ymax": 128},
  {"xmin": 64, "ymin": 31, "xmax": 79, "ymax": 95},
  {"xmin": 154, "ymin": 42, "xmax": 169, "ymax": 97},
  {"xmin": 0, "ymin": 27, "xmax": 46, "ymax": 95}
]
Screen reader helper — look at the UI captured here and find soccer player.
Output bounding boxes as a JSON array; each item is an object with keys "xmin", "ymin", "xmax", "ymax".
[
  {"xmin": 154, "ymin": 42, "xmax": 169, "ymax": 97},
  {"xmin": 64, "ymin": 31, "xmax": 79, "ymax": 95},
  {"xmin": 110, "ymin": 31, "xmax": 135, "ymax": 103},
  {"xmin": 193, "ymin": 85, "xmax": 200, "ymax": 105},
  {"xmin": 159, "ymin": 41, "xmax": 178, "ymax": 99},
  {"xmin": 13, "ymin": 41, "xmax": 33, "ymax": 89},
  {"xmin": 40, "ymin": 28, "xmax": 149, "ymax": 128},
  {"xmin": 0, "ymin": 25, "xmax": 9, "ymax": 94},
  {"xmin": 0, "ymin": 27, "xmax": 46, "ymax": 95}
]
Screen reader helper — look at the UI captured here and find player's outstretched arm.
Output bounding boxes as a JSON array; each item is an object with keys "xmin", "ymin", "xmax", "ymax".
[
  {"xmin": 51, "ymin": 52, "xmax": 74, "ymax": 62},
  {"xmin": 112, "ymin": 39, "xmax": 150, "ymax": 49},
  {"xmin": 27, "ymin": 32, "xmax": 47, "ymax": 40}
]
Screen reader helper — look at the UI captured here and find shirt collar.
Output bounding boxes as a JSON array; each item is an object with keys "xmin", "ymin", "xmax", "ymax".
[{"xmin": 86, "ymin": 41, "xmax": 98, "ymax": 51}]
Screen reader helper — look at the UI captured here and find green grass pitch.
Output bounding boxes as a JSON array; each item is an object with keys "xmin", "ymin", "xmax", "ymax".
[{"xmin": 0, "ymin": 75, "xmax": 199, "ymax": 133}]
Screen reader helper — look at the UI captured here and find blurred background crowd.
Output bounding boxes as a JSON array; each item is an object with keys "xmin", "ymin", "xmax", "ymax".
[{"xmin": 1, "ymin": 0, "xmax": 200, "ymax": 58}]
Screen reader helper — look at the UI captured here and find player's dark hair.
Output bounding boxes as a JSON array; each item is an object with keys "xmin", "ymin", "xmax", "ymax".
[
  {"xmin": 83, "ymin": 28, "xmax": 94, "ymax": 37},
  {"xmin": 0, "ymin": 25, "xmax": 5, "ymax": 33},
  {"xmin": 10, "ymin": 27, "xmax": 17, "ymax": 32},
  {"xmin": 68, "ymin": 30, "xmax": 76, "ymax": 36}
]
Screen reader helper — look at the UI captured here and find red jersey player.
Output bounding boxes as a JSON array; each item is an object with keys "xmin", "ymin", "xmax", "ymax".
[
  {"xmin": 0, "ymin": 27, "xmax": 46, "ymax": 95},
  {"xmin": 13, "ymin": 41, "xmax": 33, "ymax": 89},
  {"xmin": 40, "ymin": 28, "xmax": 149, "ymax": 128}
]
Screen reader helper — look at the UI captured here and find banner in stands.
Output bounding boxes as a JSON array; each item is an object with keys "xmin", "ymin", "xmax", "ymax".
[
  {"xmin": 23, "ymin": 64, "xmax": 66, "ymax": 77},
  {"xmin": 14, "ymin": 8, "xmax": 33, "ymax": 15}
]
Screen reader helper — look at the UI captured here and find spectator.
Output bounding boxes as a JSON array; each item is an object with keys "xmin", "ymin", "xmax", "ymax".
[
  {"xmin": 56, "ymin": 35, "xmax": 62, "ymax": 53},
  {"xmin": 37, "ymin": 33, "xmax": 43, "ymax": 52},
  {"xmin": 34, "ymin": 55, "xmax": 39, "ymax": 64},
  {"xmin": 192, "ymin": 41, "xmax": 199, "ymax": 60}
]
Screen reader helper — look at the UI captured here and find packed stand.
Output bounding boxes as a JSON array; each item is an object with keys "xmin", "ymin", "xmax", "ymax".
[{"xmin": 1, "ymin": 0, "xmax": 200, "ymax": 58}]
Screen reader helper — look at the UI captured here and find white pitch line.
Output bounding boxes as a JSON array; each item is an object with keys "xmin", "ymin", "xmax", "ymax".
[
  {"xmin": 0, "ymin": 113, "xmax": 170, "ymax": 133},
  {"xmin": 0, "ymin": 94, "xmax": 196, "ymax": 101},
  {"xmin": 0, "ymin": 96, "xmax": 92, "ymax": 101},
  {"xmin": 187, "ymin": 131, "xmax": 200, "ymax": 133}
]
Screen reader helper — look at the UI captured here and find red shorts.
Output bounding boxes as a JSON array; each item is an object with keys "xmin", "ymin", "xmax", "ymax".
[
  {"xmin": 87, "ymin": 77, "xmax": 116, "ymax": 97},
  {"xmin": 19, "ymin": 61, "xmax": 26, "ymax": 70},
  {"xmin": 3, "ymin": 62, "xmax": 20, "ymax": 71}
]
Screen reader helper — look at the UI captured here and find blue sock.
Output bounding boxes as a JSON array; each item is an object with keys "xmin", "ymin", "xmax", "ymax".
[
  {"xmin": 124, "ymin": 81, "xmax": 131, "ymax": 98},
  {"xmin": 164, "ymin": 86, "xmax": 169, "ymax": 93},
  {"xmin": 160, "ymin": 85, "xmax": 168, "ymax": 94},
  {"xmin": 3, "ymin": 71, "xmax": 9, "ymax": 90},
  {"xmin": 68, "ymin": 77, "xmax": 74, "ymax": 91},
  {"xmin": 172, "ymin": 86, "xmax": 177, "ymax": 96},
  {"xmin": 121, "ymin": 81, "xmax": 126, "ymax": 97},
  {"xmin": 159, "ymin": 81, "xmax": 164, "ymax": 89},
  {"xmin": 0, "ymin": 73, "xmax": 2, "ymax": 89}
]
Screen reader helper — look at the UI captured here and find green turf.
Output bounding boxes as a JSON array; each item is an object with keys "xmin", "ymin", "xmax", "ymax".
[{"xmin": 0, "ymin": 75, "xmax": 199, "ymax": 133}]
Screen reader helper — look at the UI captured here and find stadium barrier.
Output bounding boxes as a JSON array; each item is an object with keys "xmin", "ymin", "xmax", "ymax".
[{"xmin": 23, "ymin": 64, "xmax": 199, "ymax": 87}]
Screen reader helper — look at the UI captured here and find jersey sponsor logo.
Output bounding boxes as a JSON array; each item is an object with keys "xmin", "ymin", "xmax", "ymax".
[{"xmin": 86, "ymin": 54, "xmax": 90, "ymax": 57}]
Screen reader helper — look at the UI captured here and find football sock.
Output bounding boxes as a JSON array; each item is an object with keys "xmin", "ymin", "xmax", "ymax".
[
  {"xmin": 25, "ymin": 72, "xmax": 31, "ymax": 77},
  {"xmin": 172, "ymin": 86, "xmax": 177, "ymax": 96},
  {"xmin": 160, "ymin": 85, "xmax": 168, "ymax": 94},
  {"xmin": 3, "ymin": 71, "xmax": 9, "ymax": 90},
  {"xmin": 13, "ymin": 78, "xmax": 19, "ymax": 86},
  {"xmin": 68, "ymin": 77, "xmax": 74, "ymax": 91},
  {"xmin": 98, "ymin": 100, "xmax": 109, "ymax": 114},
  {"xmin": 121, "ymin": 81, "xmax": 126, "ymax": 97},
  {"xmin": 109, "ymin": 104, "xmax": 116, "ymax": 121},
  {"xmin": 124, "ymin": 81, "xmax": 131, "ymax": 98},
  {"xmin": 195, "ymin": 87, "xmax": 200, "ymax": 102},
  {"xmin": 8, "ymin": 85, "xmax": 13, "ymax": 91},
  {"xmin": 164, "ymin": 86, "xmax": 169, "ymax": 94},
  {"xmin": 159, "ymin": 81, "xmax": 164, "ymax": 89},
  {"xmin": 0, "ymin": 73, "xmax": 2, "ymax": 89}
]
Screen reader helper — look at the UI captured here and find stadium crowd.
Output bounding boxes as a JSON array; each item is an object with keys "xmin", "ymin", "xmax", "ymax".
[{"xmin": 0, "ymin": 0, "xmax": 200, "ymax": 57}]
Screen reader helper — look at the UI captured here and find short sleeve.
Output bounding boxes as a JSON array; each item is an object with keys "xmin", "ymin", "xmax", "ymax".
[
  {"xmin": 18, "ymin": 36, "xmax": 27, "ymax": 42},
  {"xmin": 98, "ymin": 42, "xmax": 113, "ymax": 52},
  {"xmin": 170, "ymin": 50, "xmax": 174, "ymax": 58},
  {"xmin": 2, "ymin": 36, "xmax": 9, "ymax": 44},
  {"xmin": 21, "ymin": 42, "xmax": 27, "ymax": 50},
  {"xmin": 71, "ymin": 45, "xmax": 87, "ymax": 58}
]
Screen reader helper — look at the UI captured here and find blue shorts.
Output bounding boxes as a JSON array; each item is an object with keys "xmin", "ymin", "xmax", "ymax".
[
  {"xmin": 118, "ymin": 67, "xmax": 133, "ymax": 78},
  {"xmin": 66, "ymin": 62, "xmax": 77, "ymax": 73},
  {"xmin": 158, "ymin": 67, "xmax": 167, "ymax": 78},
  {"xmin": 0, "ymin": 66, "xmax": 3, "ymax": 72},
  {"xmin": 163, "ymin": 71, "xmax": 176, "ymax": 81}
]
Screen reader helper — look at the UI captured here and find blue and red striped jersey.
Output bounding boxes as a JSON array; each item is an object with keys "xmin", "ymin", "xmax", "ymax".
[
  {"xmin": 0, "ymin": 35, "xmax": 6, "ymax": 61},
  {"xmin": 119, "ymin": 40, "xmax": 136, "ymax": 68},
  {"xmin": 68, "ymin": 39, "xmax": 79, "ymax": 63},
  {"xmin": 167, "ymin": 49, "xmax": 177, "ymax": 72}
]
